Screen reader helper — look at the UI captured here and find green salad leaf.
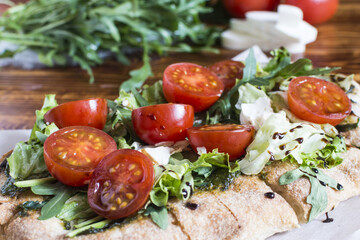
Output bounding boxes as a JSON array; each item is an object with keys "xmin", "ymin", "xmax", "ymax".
[{"xmin": 7, "ymin": 142, "xmax": 48, "ymax": 180}]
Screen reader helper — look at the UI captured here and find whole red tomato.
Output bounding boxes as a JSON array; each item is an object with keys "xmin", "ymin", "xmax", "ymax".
[
  {"xmin": 285, "ymin": 0, "xmax": 339, "ymax": 24},
  {"xmin": 222, "ymin": 0, "xmax": 280, "ymax": 18}
]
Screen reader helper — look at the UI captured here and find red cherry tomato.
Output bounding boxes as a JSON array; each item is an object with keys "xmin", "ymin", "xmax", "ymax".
[
  {"xmin": 44, "ymin": 126, "xmax": 117, "ymax": 186},
  {"xmin": 187, "ymin": 124, "xmax": 255, "ymax": 161},
  {"xmin": 132, "ymin": 103, "xmax": 194, "ymax": 145},
  {"xmin": 88, "ymin": 149, "xmax": 154, "ymax": 219},
  {"xmin": 163, "ymin": 63, "xmax": 224, "ymax": 112},
  {"xmin": 285, "ymin": 0, "xmax": 338, "ymax": 24},
  {"xmin": 288, "ymin": 77, "xmax": 351, "ymax": 126},
  {"xmin": 44, "ymin": 98, "xmax": 108, "ymax": 130},
  {"xmin": 222, "ymin": 0, "xmax": 280, "ymax": 18},
  {"xmin": 209, "ymin": 60, "xmax": 245, "ymax": 92}
]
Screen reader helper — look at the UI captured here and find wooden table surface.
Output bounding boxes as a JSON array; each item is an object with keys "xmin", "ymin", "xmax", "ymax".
[{"xmin": 0, "ymin": 0, "xmax": 359, "ymax": 130}]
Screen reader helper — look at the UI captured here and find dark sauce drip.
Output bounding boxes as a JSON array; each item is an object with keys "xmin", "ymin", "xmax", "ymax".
[
  {"xmin": 319, "ymin": 180, "xmax": 326, "ymax": 187},
  {"xmin": 186, "ymin": 182, "xmax": 194, "ymax": 195},
  {"xmin": 182, "ymin": 189, "xmax": 188, "ymax": 198},
  {"xmin": 285, "ymin": 150, "xmax": 291, "ymax": 156},
  {"xmin": 289, "ymin": 125, "xmax": 303, "ymax": 132},
  {"xmin": 312, "ymin": 168, "xmax": 319, "ymax": 174},
  {"xmin": 337, "ymin": 183, "xmax": 343, "ymax": 190},
  {"xmin": 321, "ymin": 138, "xmax": 330, "ymax": 144},
  {"xmin": 264, "ymin": 192, "xmax": 275, "ymax": 199},
  {"xmin": 268, "ymin": 151, "xmax": 275, "ymax": 161},
  {"xmin": 272, "ymin": 132, "xmax": 286, "ymax": 140},
  {"xmin": 323, "ymin": 212, "xmax": 334, "ymax": 223},
  {"xmin": 279, "ymin": 144, "xmax": 286, "ymax": 150},
  {"xmin": 295, "ymin": 138, "xmax": 304, "ymax": 144},
  {"xmin": 147, "ymin": 114, "xmax": 156, "ymax": 120},
  {"xmin": 185, "ymin": 202, "xmax": 199, "ymax": 210}
]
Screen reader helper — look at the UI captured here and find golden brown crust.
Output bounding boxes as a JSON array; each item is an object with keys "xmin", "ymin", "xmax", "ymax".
[
  {"xmin": 215, "ymin": 175, "xmax": 299, "ymax": 240},
  {"xmin": 169, "ymin": 191, "xmax": 242, "ymax": 240}
]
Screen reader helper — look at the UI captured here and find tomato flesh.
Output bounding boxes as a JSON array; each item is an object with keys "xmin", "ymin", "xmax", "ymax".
[
  {"xmin": 44, "ymin": 98, "xmax": 108, "ymax": 130},
  {"xmin": 163, "ymin": 63, "xmax": 224, "ymax": 112},
  {"xmin": 187, "ymin": 124, "xmax": 255, "ymax": 161},
  {"xmin": 88, "ymin": 149, "xmax": 154, "ymax": 219},
  {"xmin": 209, "ymin": 60, "xmax": 245, "ymax": 92},
  {"xmin": 285, "ymin": 0, "xmax": 338, "ymax": 24},
  {"xmin": 288, "ymin": 76, "xmax": 351, "ymax": 126},
  {"xmin": 44, "ymin": 126, "xmax": 117, "ymax": 186},
  {"xmin": 132, "ymin": 103, "xmax": 194, "ymax": 145}
]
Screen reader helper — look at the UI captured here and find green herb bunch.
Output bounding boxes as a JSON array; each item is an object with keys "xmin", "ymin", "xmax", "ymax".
[{"xmin": 0, "ymin": 0, "xmax": 220, "ymax": 89}]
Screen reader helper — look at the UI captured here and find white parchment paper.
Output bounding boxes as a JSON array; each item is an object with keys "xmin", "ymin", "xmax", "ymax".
[{"xmin": 0, "ymin": 129, "xmax": 359, "ymax": 239}]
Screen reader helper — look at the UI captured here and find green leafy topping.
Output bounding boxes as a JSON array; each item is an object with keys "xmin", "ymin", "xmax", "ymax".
[
  {"xmin": 29, "ymin": 94, "xmax": 58, "ymax": 142},
  {"xmin": 7, "ymin": 142, "xmax": 48, "ymax": 180},
  {"xmin": 17, "ymin": 200, "xmax": 48, "ymax": 217},
  {"xmin": 57, "ymin": 193, "xmax": 97, "ymax": 222},
  {"xmin": 279, "ymin": 166, "xmax": 341, "ymax": 222},
  {"xmin": 0, "ymin": 0, "xmax": 220, "ymax": 88},
  {"xmin": 284, "ymin": 135, "xmax": 346, "ymax": 169},
  {"xmin": 141, "ymin": 81, "xmax": 166, "ymax": 105},
  {"xmin": 144, "ymin": 205, "xmax": 168, "ymax": 230},
  {"xmin": 31, "ymin": 182, "xmax": 79, "ymax": 220}
]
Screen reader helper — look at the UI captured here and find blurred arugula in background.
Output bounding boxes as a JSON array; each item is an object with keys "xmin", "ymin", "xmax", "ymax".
[{"xmin": 0, "ymin": 0, "xmax": 221, "ymax": 90}]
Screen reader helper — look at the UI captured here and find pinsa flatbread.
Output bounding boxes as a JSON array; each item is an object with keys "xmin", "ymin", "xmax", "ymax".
[{"xmin": 1, "ymin": 50, "xmax": 360, "ymax": 240}]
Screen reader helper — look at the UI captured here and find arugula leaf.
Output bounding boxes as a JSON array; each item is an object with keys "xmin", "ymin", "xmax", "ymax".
[
  {"xmin": 279, "ymin": 166, "xmax": 341, "ymax": 222},
  {"xmin": 57, "ymin": 193, "xmax": 97, "ymax": 221},
  {"xmin": 37, "ymin": 183, "xmax": 78, "ymax": 220},
  {"xmin": 0, "ymin": 0, "xmax": 221, "ymax": 87},
  {"xmin": 144, "ymin": 205, "xmax": 169, "ymax": 230}
]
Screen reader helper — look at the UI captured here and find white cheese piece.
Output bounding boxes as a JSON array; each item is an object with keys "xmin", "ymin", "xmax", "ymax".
[
  {"xmin": 275, "ymin": 5, "xmax": 318, "ymax": 44},
  {"xmin": 141, "ymin": 146, "xmax": 172, "ymax": 165},
  {"xmin": 196, "ymin": 147, "xmax": 207, "ymax": 155},
  {"xmin": 240, "ymin": 96, "xmax": 274, "ymax": 130},
  {"xmin": 221, "ymin": 30, "xmax": 264, "ymax": 50},
  {"xmin": 231, "ymin": 45, "xmax": 270, "ymax": 65}
]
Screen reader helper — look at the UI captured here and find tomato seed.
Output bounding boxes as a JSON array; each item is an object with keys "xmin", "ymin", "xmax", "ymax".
[
  {"xmin": 109, "ymin": 167, "xmax": 116, "ymax": 173},
  {"xmin": 120, "ymin": 202, "xmax": 128, "ymax": 208},
  {"xmin": 128, "ymin": 164, "xmax": 136, "ymax": 171},
  {"xmin": 134, "ymin": 170, "xmax": 142, "ymax": 176},
  {"xmin": 126, "ymin": 193, "xmax": 134, "ymax": 200},
  {"xmin": 116, "ymin": 197, "xmax": 122, "ymax": 205},
  {"xmin": 111, "ymin": 206, "xmax": 117, "ymax": 211},
  {"xmin": 104, "ymin": 181, "xmax": 110, "ymax": 187}
]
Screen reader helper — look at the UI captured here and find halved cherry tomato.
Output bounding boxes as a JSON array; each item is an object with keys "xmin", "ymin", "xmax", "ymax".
[
  {"xmin": 163, "ymin": 63, "xmax": 224, "ymax": 112},
  {"xmin": 209, "ymin": 60, "xmax": 245, "ymax": 92},
  {"xmin": 132, "ymin": 103, "xmax": 194, "ymax": 145},
  {"xmin": 187, "ymin": 124, "xmax": 255, "ymax": 161},
  {"xmin": 44, "ymin": 126, "xmax": 117, "ymax": 186},
  {"xmin": 88, "ymin": 149, "xmax": 154, "ymax": 219},
  {"xmin": 44, "ymin": 98, "xmax": 108, "ymax": 130},
  {"xmin": 288, "ymin": 76, "xmax": 351, "ymax": 126},
  {"xmin": 285, "ymin": 0, "xmax": 338, "ymax": 25}
]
